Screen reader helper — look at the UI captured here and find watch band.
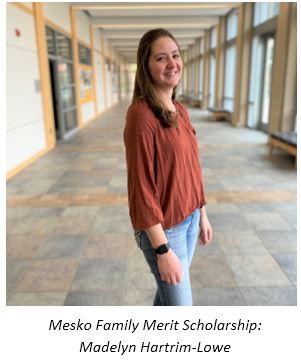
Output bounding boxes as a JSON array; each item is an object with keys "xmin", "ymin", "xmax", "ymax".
[{"xmin": 154, "ymin": 242, "xmax": 170, "ymax": 255}]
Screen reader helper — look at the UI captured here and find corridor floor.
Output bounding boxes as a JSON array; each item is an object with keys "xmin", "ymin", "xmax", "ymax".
[{"xmin": 6, "ymin": 100, "xmax": 297, "ymax": 306}]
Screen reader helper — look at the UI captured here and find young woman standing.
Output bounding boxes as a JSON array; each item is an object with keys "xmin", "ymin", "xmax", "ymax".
[{"xmin": 124, "ymin": 28, "xmax": 213, "ymax": 306}]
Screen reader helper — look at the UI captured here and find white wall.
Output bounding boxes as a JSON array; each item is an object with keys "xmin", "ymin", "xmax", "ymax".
[
  {"xmin": 105, "ymin": 60, "xmax": 113, "ymax": 107},
  {"xmin": 93, "ymin": 28, "xmax": 101, "ymax": 51},
  {"xmin": 43, "ymin": 3, "xmax": 71, "ymax": 34},
  {"xmin": 95, "ymin": 52, "xmax": 106, "ymax": 112},
  {"xmin": 6, "ymin": 4, "xmax": 46, "ymax": 172},
  {"xmin": 82, "ymin": 103, "xmax": 95, "ymax": 124},
  {"xmin": 77, "ymin": 10, "xmax": 90, "ymax": 44},
  {"xmin": 103, "ymin": 37, "xmax": 110, "ymax": 57}
]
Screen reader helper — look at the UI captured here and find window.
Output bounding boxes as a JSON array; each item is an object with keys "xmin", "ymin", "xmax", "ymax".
[
  {"xmin": 253, "ymin": 2, "xmax": 280, "ymax": 26},
  {"xmin": 208, "ymin": 55, "xmax": 216, "ymax": 108},
  {"xmin": 46, "ymin": 26, "xmax": 72, "ymax": 60},
  {"xmin": 210, "ymin": 27, "xmax": 217, "ymax": 49},
  {"xmin": 78, "ymin": 44, "xmax": 91, "ymax": 65},
  {"xmin": 223, "ymin": 46, "xmax": 236, "ymax": 111},
  {"xmin": 57, "ymin": 33, "xmax": 72, "ymax": 60},
  {"xmin": 46, "ymin": 27, "xmax": 55, "ymax": 55},
  {"xmin": 198, "ymin": 58, "xmax": 203, "ymax": 99},
  {"xmin": 227, "ymin": 10, "xmax": 238, "ymax": 40},
  {"xmin": 247, "ymin": 37, "xmax": 265, "ymax": 128}
]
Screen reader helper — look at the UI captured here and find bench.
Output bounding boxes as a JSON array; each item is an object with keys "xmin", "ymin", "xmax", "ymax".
[
  {"xmin": 189, "ymin": 96, "xmax": 202, "ymax": 108},
  {"xmin": 178, "ymin": 95, "xmax": 202, "ymax": 108},
  {"xmin": 269, "ymin": 132, "xmax": 297, "ymax": 166},
  {"xmin": 208, "ymin": 107, "xmax": 231, "ymax": 122}
]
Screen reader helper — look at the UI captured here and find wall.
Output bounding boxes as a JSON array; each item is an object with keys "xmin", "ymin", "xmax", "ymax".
[
  {"xmin": 43, "ymin": 2, "xmax": 71, "ymax": 34},
  {"xmin": 77, "ymin": 10, "xmax": 90, "ymax": 45},
  {"xmin": 6, "ymin": 3, "xmax": 129, "ymax": 178},
  {"xmin": 6, "ymin": 4, "xmax": 46, "ymax": 173},
  {"xmin": 77, "ymin": 10, "xmax": 96, "ymax": 124},
  {"xmin": 95, "ymin": 51, "xmax": 106, "ymax": 113}
]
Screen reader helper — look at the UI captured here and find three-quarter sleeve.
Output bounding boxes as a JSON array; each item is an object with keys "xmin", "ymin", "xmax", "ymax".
[{"xmin": 124, "ymin": 103, "xmax": 164, "ymax": 229}]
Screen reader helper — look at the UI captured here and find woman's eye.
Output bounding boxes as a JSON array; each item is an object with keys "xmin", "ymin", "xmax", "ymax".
[
  {"xmin": 157, "ymin": 56, "xmax": 165, "ymax": 62},
  {"xmin": 173, "ymin": 54, "xmax": 180, "ymax": 58}
]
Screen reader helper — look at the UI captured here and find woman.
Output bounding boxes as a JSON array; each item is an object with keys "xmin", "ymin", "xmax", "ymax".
[{"xmin": 124, "ymin": 28, "xmax": 212, "ymax": 306}]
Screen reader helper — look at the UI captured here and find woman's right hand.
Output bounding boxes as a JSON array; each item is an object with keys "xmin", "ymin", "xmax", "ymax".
[{"xmin": 157, "ymin": 249, "xmax": 182, "ymax": 286}]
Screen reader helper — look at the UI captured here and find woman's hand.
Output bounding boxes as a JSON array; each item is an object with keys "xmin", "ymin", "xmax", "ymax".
[
  {"xmin": 157, "ymin": 249, "xmax": 182, "ymax": 286},
  {"xmin": 199, "ymin": 213, "xmax": 213, "ymax": 246}
]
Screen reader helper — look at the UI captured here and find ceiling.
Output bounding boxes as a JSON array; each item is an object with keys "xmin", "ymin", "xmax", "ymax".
[{"xmin": 71, "ymin": 2, "xmax": 240, "ymax": 64}]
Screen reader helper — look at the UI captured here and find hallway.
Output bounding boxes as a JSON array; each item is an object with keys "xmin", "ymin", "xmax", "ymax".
[{"xmin": 6, "ymin": 100, "xmax": 297, "ymax": 306}]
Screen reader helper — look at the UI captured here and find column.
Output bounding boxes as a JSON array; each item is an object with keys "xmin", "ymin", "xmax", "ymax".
[
  {"xmin": 269, "ymin": 2, "xmax": 297, "ymax": 133},
  {"xmin": 70, "ymin": 6, "xmax": 83, "ymax": 127},
  {"xmin": 33, "ymin": 3, "xmax": 56, "ymax": 148}
]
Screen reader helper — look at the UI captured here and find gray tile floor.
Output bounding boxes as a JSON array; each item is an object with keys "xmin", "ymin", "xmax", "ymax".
[{"xmin": 6, "ymin": 101, "xmax": 297, "ymax": 306}]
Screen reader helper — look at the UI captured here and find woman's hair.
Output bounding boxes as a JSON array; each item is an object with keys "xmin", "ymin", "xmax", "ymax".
[{"xmin": 133, "ymin": 28, "xmax": 181, "ymax": 128}]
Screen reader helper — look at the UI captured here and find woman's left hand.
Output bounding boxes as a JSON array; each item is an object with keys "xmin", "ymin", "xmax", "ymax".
[{"xmin": 199, "ymin": 214, "xmax": 213, "ymax": 246}]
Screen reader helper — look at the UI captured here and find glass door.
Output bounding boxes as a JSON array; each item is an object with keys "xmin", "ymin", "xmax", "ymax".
[
  {"xmin": 57, "ymin": 61, "xmax": 77, "ymax": 135},
  {"xmin": 46, "ymin": 26, "xmax": 77, "ymax": 140}
]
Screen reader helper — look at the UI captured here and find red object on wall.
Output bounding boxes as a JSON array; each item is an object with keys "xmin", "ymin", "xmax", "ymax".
[{"xmin": 15, "ymin": 29, "xmax": 21, "ymax": 37}]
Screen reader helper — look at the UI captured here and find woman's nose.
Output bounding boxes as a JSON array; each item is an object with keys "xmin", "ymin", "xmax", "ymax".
[{"xmin": 167, "ymin": 57, "xmax": 176, "ymax": 67}]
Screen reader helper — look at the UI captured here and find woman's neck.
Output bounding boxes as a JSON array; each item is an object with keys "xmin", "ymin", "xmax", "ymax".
[{"xmin": 156, "ymin": 89, "xmax": 175, "ymax": 112}]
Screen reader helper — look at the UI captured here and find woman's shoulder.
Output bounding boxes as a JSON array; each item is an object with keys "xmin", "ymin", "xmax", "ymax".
[
  {"xmin": 127, "ymin": 99, "xmax": 153, "ymax": 117},
  {"xmin": 126, "ymin": 99, "xmax": 157, "ymax": 132}
]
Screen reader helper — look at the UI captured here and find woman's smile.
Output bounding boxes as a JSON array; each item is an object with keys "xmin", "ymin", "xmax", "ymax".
[{"xmin": 148, "ymin": 36, "xmax": 182, "ymax": 91}]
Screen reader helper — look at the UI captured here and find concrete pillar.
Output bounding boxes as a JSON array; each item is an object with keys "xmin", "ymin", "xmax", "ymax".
[
  {"xmin": 70, "ymin": 6, "xmax": 83, "ymax": 127},
  {"xmin": 280, "ymin": 2, "xmax": 297, "ymax": 132},
  {"xmin": 269, "ymin": 2, "xmax": 297, "ymax": 133},
  {"xmin": 215, "ymin": 16, "xmax": 226, "ymax": 108}
]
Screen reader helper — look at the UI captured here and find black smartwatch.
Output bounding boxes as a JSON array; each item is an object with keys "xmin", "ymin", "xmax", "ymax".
[{"xmin": 154, "ymin": 242, "xmax": 170, "ymax": 255}]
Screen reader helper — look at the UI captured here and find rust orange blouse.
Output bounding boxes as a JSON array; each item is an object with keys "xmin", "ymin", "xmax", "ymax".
[{"xmin": 123, "ymin": 99, "xmax": 206, "ymax": 230}]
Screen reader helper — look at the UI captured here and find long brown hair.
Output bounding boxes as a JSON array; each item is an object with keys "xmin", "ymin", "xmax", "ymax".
[{"xmin": 133, "ymin": 28, "xmax": 181, "ymax": 128}]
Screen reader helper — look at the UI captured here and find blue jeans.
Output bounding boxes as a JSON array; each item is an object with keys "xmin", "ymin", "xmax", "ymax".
[{"xmin": 134, "ymin": 208, "xmax": 200, "ymax": 306}]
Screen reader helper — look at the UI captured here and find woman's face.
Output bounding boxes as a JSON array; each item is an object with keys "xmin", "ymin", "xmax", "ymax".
[{"xmin": 148, "ymin": 36, "xmax": 182, "ymax": 92}]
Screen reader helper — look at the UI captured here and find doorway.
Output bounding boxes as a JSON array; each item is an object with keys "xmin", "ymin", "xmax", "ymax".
[
  {"xmin": 46, "ymin": 26, "xmax": 77, "ymax": 140},
  {"xmin": 48, "ymin": 59, "xmax": 60, "ymax": 139}
]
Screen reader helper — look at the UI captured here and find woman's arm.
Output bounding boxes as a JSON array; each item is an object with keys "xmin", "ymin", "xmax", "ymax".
[
  {"xmin": 199, "ymin": 206, "xmax": 213, "ymax": 245},
  {"xmin": 145, "ymin": 224, "xmax": 182, "ymax": 286}
]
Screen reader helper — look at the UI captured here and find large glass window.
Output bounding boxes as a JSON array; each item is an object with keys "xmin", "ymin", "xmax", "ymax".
[
  {"xmin": 208, "ymin": 28, "xmax": 217, "ymax": 107},
  {"xmin": 208, "ymin": 55, "xmax": 216, "ymax": 108},
  {"xmin": 227, "ymin": 10, "xmax": 238, "ymax": 40},
  {"xmin": 78, "ymin": 44, "xmax": 92, "ymax": 65},
  {"xmin": 57, "ymin": 32, "xmax": 72, "ymax": 60},
  {"xmin": 46, "ymin": 27, "xmax": 55, "ymax": 55},
  {"xmin": 253, "ymin": 2, "xmax": 280, "ymax": 26},
  {"xmin": 261, "ymin": 38, "xmax": 274, "ymax": 125},
  {"xmin": 197, "ymin": 38, "xmax": 204, "ymax": 99},
  {"xmin": 223, "ymin": 46, "xmax": 236, "ymax": 111},
  {"xmin": 198, "ymin": 58, "xmax": 203, "ymax": 100},
  {"xmin": 223, "ymin": 10, "xmax": 238, "ymax": 113},
  {"xmin": 248, "ymin": 0, "xmax": 278, "ymax": 131},
  {"xmin": 247, "ymin": 37, "xmax": 265, "ymax": 128},
  {"xmin": 210, "ymin": 27, "xmax": 217, "ymax": 49}
]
